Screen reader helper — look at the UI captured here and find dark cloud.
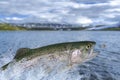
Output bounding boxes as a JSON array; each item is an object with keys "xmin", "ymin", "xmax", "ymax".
[{"xmin": 72, "ymin": 0, "xmax": 109, "ymax": 4}]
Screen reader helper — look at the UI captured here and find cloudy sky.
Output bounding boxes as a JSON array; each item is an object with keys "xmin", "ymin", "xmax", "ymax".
[{"xmin": 0, "ymin": 0, "xmax": 120, "ymax": 25}]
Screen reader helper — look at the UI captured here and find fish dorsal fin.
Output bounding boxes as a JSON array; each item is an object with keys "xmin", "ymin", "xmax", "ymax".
[{"xmin": 14, "ymin": 48, "xmax": 30, "ymax": 60}]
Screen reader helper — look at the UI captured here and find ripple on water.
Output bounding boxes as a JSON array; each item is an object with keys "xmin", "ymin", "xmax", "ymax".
[{"xmin": 78, "ymin": 56, "xmax": 116, "ymax": 80}]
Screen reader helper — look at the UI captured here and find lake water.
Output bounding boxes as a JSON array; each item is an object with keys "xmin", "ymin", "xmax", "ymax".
[{"xmin": 0, "ymin": 31, "xmax": 120, "ymax": 80}]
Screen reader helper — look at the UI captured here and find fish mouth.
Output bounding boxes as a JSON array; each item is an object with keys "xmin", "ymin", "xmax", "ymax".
[
  {"xmin": 86, "ymin": 49, "xmax": 99, "ymax": 61},
  {"xmin": 89, "ymin": 44, "xmax": 97, "ymax": 56}
]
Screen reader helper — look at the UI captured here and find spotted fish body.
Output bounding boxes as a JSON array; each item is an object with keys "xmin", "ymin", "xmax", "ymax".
[{"xmin": 1, "ymin": 41, "xmax": 97, "ymax": 70}]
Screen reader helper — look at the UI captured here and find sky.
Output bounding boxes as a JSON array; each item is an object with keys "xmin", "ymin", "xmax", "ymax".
[{"xmin": 0, "ymin": 0, "xmax": 120, "ymax": 25}]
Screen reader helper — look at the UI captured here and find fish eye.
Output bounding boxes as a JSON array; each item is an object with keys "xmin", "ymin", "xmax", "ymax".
[{"xmin": 86, "ymin": 45, "xmax": 91, "ymax": 49}]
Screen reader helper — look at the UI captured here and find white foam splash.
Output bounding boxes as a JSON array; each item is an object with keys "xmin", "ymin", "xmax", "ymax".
[{"xmin": 0, "ymin": 54, "xmax": 84, "ymax": 80}]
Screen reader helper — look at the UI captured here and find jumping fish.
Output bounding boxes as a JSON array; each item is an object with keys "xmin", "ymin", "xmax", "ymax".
[{"xmin": 1, "ymin": 41, "xmax": 98, "ymax": 70}]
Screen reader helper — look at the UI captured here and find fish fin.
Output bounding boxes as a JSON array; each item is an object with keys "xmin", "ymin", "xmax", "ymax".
[
  {"xmin": 1, "ymin": 63, "xmax": 10, "ymax": 70},
  {"xmin": 14, "ymin": 48, "xmax": 30, "ymax": 60}
]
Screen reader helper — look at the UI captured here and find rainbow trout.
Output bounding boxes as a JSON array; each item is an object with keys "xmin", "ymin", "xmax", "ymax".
[{"xmin": 1, "ymin": 41, "xmax": 98, "ymax": 71}]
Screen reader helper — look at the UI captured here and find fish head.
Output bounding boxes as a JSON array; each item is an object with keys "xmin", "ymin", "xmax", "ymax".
[{"xmin": 70, "ymin": 41, "xmax": 97, "ymax": 64}]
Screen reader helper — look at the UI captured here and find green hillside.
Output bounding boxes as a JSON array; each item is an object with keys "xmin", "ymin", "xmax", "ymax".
[
  {"xmin": 101, "ymin": 27, "xmax": 120, "ymax": 31},
  {"xmin": 0, "ymin": 23, "xmax": 27, "ymax": 30}
]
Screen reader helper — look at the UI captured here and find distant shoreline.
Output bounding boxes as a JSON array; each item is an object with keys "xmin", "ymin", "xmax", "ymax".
[{"xmin": 0, "ymin": 23, "xmax": 120, "ymax": 31}]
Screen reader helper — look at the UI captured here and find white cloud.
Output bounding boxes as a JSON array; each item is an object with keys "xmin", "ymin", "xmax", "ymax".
[
  {"xmin": 0, "ymin": 0, "xmax": 120, "ymax": 25},
  {"xmin": 103, "ymin": 14, "xmax": 116, "ymax": 18},
  {"xmin": 39, "ymin": 13, "xmax": 59, "ymax": 19},
  {"xmin": 109, "ymin": 0, "xmax": 120, "ymax": 6},
  {"xmin": 76, "ymin": 17, "xmax": 93, "ymax": 24},
  {"xmin": 54, "ymin": 2, "xmax": 79, "ymax": 8},
  {"xmin": 105, "ymin": 8, "xmax": 120, "ymax": 12},
  {"xmin": 0, "ymin": 1, "xmax": 9, "ymax": 4},
  {"xmin": 78, "ymin": 2, "xmax": 109, "ymax": 8},
  {"xmin": 5, "ymin": 17, "xmax": 24, "ymax": 21}
]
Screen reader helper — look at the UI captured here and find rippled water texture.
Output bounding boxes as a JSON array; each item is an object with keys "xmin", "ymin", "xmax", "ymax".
[{"xmin": 0, "ymin": 31, "xmax": 120, "ymax": 80}]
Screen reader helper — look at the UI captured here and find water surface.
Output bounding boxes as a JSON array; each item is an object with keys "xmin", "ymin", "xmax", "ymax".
[{"xmin": 0, "ymin": 31, "xmax": 120, "ymax": 80}]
